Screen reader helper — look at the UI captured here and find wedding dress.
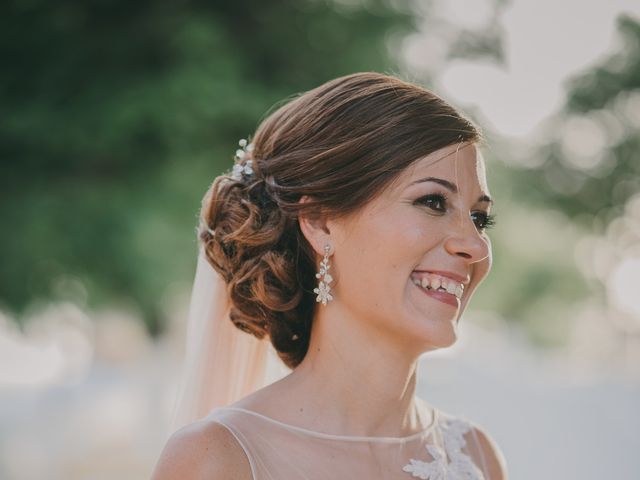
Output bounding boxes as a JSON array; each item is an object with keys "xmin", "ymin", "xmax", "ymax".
[
  {"xmin": 205, "ymin": 404, "xmax": 493, "ymax": 479},
  {"xmin": 171, "ymin": 248, "xmax": 500, "ymax": 479}
]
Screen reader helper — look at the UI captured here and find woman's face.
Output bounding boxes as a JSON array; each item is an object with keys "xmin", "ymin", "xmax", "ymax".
[{"xmin": 329, "ymin": 142, "xmax": 493, "ymax": 351}]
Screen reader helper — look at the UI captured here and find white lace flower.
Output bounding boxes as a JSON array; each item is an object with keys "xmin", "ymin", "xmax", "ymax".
[
  {"xmin": 402, "ymin": 444, "xmax": 447, "ymax": 479},
  {"xmin": 402, "ymin": 416, "xmax": 485, "ymax": 480}
]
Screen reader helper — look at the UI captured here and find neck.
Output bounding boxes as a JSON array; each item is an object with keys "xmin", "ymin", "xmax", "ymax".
[{"xmin": 275, "ymin": 303, "xmax": 432, "ymax": 437}]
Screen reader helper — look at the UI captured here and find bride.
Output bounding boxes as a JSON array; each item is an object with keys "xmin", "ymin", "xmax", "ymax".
[{"xmin": 151, "ymin": 72, "xmax": 508, "ymax": 479}]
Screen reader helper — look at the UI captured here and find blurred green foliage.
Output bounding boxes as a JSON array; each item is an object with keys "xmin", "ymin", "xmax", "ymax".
[
  {"xmin": 520, "ymin": 15, "xmax": 640, "ymax": 227},
  {"xmin": 472, "ymin": 14, "xmax": 640, "ymax": 347},
  {"xmin": 0, "ymin": 0, "xmax": 413, "ymax": 333},
  {"xmin": 1, "ymin": 0, "xmax": 637, "ymax": 345}
]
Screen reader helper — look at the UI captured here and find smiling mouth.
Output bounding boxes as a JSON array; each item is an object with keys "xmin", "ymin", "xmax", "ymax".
[
  {"xmin": 410, "ymin": 274, "xmax": 464, "ymax": 300},
  {"xmin": 411, "ymin": 278, "xmax": 460, "ymax": 307}
]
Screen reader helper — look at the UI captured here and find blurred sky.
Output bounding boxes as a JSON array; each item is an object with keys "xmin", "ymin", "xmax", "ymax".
[{"xmin": 415, "ymin": 0, "xmax": 640, "ymax": 137}]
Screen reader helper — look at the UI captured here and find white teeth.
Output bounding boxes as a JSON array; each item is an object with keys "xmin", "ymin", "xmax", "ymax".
[{"xmin": 412, "ymin": 274, "xmax": 464, "ymax": 300}]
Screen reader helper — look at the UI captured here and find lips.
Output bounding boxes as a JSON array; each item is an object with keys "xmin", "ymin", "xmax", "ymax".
[
  {"xmin": 412, "ymin": 279, "xmax": 459, "ymax": 307},
  {"xmin": 410, "ymin": 270, "xmax": 469, "ymax": 309}
]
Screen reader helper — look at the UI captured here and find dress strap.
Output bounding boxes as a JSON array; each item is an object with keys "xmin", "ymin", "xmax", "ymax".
[{"xmin": 207, "ymin": 409, "xmax": 257, "ymax": 480}]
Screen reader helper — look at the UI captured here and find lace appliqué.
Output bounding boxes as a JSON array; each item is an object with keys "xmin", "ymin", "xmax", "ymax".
[{"xmin": 402, "ymin": 416, "xmax": 485, "ymax": 480}]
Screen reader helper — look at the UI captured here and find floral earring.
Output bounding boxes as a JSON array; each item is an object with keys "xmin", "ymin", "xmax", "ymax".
[{"xmin": 314, "ymin": 244, "xmax": 334, "ymax": 306}]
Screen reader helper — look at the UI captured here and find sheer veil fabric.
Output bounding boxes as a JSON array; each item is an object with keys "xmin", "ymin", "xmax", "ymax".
[{"xmin": 169, "ymin": 247, "xmax": 291, "ymax": 433}]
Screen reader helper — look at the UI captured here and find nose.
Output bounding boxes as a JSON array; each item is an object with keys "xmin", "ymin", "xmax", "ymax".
[{"xmin": 443, "ymin": 216, "xmax": 491, "ymax": 263}]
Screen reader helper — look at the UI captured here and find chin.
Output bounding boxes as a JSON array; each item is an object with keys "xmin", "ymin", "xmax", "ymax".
[
  {"xmin": 414, "ymin": 332, "xmax": 458, "ymax": 355},
  {"xmin": 399, "ymin": 315, "xmax": 459, "ymax": 353},
  {"xmin": 428, "ymin": 325, "xmax": 458, "ymax": 349}
]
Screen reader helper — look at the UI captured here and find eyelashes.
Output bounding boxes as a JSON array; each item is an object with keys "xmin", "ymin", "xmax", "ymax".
[
  {"xmin": 472, "ymin": 211, "xmax": 497, "ymax": 231},
  {"xmin": 415, "ymin": 193, "xmax": 448, "ymax": 213},
  {"xmin": 414, "ymin": 193, "xmax": 497, "ymax": 232}
]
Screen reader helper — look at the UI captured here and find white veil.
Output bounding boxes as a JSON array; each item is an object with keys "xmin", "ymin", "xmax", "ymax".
[{"xmin": 169, "ymin": 245, "xmax": 292, "ymax": 433}]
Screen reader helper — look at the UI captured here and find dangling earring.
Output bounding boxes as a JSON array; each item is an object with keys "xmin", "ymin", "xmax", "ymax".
[{"xmin": 314, "ymin": 244, "xmax": 333, "ymax": 306}]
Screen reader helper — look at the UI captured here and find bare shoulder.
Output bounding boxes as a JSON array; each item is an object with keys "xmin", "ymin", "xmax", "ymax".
[
  {"xmin": 150, "ymin": 418, "xmax": 253, "ymax": 480},
  {"xmin": 465, "ymin": 422, "xmax": 508, "ymax": 480}
]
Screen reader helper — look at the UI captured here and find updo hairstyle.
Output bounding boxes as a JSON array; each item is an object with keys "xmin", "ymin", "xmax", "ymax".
[{"xmin": 198, "ymin": 72, "xmax": 480, "ymax": 369}]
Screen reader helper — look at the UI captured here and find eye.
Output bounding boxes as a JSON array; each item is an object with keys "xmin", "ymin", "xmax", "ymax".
[
  {"xmin": 471, "ymin": 211, "xmax": 497, "ymax": 232},
  {"xmin": 415, "ymin": 193, "xmax": 447, "ymax": 213}
]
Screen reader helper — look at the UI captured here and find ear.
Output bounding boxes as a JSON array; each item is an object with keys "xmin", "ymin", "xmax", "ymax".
[{"xmin": 297, "ymin": 195, "xmax": 333, "ymax": 258}]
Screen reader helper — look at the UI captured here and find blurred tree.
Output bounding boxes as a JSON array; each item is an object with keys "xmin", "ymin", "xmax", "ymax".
[
  {"xmin": 522, "ymin": 14, "xmax": 640, "ymax": 228},
  {"xmin": 470, "ymin": 14, "xmax": 640, "ymax": 347},
  {"xmin": 0, "ymin": 0, "xmax": 417, "ymax": 333},
  {"xmin": 2, "ymin": 0, "xmax": 592, "ymax": 344}
]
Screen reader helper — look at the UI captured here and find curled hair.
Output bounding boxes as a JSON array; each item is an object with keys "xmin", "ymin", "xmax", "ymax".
[{"xmin": 198, "ymin": 72, "xmax": 480, "ymax": 369}]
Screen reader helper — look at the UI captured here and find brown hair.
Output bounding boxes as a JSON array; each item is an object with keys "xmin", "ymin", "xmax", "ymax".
[{"xmin": 199, "ymin": 72, "xmax": 480, "ymax": 369}]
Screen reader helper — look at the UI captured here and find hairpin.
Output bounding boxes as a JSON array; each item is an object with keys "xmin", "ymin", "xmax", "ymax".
[{"xmin": 231, "ymin": 138, "xmax": 254, "ymax": 180}]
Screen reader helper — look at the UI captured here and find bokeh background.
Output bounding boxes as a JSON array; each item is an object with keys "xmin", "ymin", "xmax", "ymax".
[{"xmin": 2, "ymin": 0, "xmax": 640, "ymax": 478}]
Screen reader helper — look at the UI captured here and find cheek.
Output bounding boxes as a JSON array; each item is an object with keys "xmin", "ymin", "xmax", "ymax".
[
  {"xmin": 336, "ymin": 212, "xmax": 423, "ymax": 296},
  {"xmin": 333, "ymin": 225, "xmax": 386, "ymax": 296},
  {"xmin": 358, "ymin": 209, "xmax": 418, "ymax": 253},
  {"xmin": 383, "ymin": 207, "xmax": 441, "ymax": 250},
  {"xmin": 351, "ymin": 213, "xmax": 444, "ymax": 298}
]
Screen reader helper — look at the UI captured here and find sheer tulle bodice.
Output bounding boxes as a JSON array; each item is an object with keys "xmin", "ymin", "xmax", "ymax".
[{"xmin": 207, "ymin": 405, "xmax": 493, "ymax": 479}]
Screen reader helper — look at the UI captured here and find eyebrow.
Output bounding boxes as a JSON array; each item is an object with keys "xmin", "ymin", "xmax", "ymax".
[{"xmin": 410, "ymin": 176, "xmax": 494, "ymax": 205}]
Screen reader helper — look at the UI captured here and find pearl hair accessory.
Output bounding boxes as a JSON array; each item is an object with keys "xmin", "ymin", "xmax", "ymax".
[
  {"xmin": 204, "ymin": 138, "xmax": 255, "ymax": 237},
  {"xmin": 314, "ymin": 244, "xmax": 334, "ymax": 306},
  {"xmin": 231, "ymin": 138, "xmax": 254, "ymax": 180},
  {"xmin": 222, "ymin": 137, "xmax": 316, "ymax": 341}
]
